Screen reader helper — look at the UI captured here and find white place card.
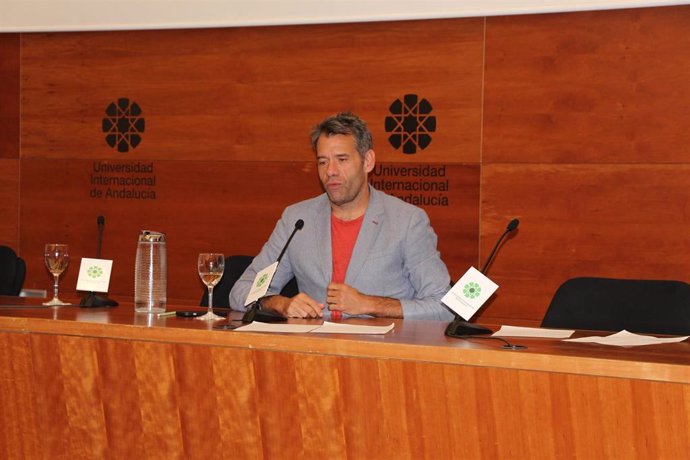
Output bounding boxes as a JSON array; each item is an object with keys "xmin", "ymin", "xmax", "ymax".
[
  {"xmin": 442, "ymin": 266, "xmax": 498, "ymax": 321},
  {"xmin": 76, "ymin": 258, "xmax": 113, "ymax": 293},
  {"xmin": 244, "ymin": 261, "xmax": 278, "ymax": 306}
]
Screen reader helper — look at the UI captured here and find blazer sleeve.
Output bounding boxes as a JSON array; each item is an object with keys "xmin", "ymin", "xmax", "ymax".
[{"xmin": 399, "ymin": 209, "xmax": 455, "ymax": 321}]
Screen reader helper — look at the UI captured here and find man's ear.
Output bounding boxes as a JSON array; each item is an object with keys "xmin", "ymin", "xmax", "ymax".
[{"xmin": 363, "ymin": 149, "xmax": 375, "ymax": 173}]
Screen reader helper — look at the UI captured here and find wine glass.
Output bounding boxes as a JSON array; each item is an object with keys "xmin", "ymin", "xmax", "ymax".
[
  {"xmin": 197, "ymin": 253, "xmax": 225, "ymax": 320},
  {"xmin": 43, "ymin": 243, "xmax": 70, "ymax": 306}
]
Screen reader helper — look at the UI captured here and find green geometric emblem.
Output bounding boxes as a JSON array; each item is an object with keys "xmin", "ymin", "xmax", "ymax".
[
  {"xmin": 463, "ymin": 282, "xmax": 481, "ymax": 299},
  {"xmin": 87, "ymin": 266, "xmax": 103, "ymax": 278}
]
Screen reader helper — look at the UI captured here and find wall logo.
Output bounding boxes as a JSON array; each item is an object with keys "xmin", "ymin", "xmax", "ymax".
[
  {"xmin": 102, "ymin": 98, "xmax": 145, "ymax": 153},
  {"xmin": 384, "ymin": 94, "xmax": 436, "ymax": 154}
]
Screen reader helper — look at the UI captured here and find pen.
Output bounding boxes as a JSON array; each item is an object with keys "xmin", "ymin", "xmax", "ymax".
[{"xmin": 157, "ymin": 311, "xmax": 177, "ymax": 318}]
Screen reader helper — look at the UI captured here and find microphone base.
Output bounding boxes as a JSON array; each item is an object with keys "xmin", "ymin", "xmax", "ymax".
[
  {"xmin": 241, "ymin": 300, "xmax": 287, "ymax": 323},
  {"xmin": 80, "ymin": 292, "xmax": 119, "ymax": 308},
  {"xmin": 445, "ymin": 317, "xmax": 492, "ymax": 338}
]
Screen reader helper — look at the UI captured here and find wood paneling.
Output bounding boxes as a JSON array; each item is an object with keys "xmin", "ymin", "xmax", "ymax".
[
  {"xmin": 0, "ymin": 34, "xmax": 19, "ymax": 160},
  {"xmin": 483, "ymin": 6, "xmax": 690, "ymax": 164},
  {"xmin": 479, "ymin": 164, "xmax": 690, "ymax": 322},
  {"xmin": 12, "ymin": 6, "xmax": 690, "ymax": 323},
  {"xmin": 20, "ymin": 19, "xmax": 483, "ymax": 164},
  {"xmin": 19, "ymin": 158, "xmax": 477, "ymax": 303},
  {"xmin": 1, "ymin": 307, "xmax": 689, "ymax": 458},
  {"xmin": 0, "ymin": 160, "xmax": 19, "ymax": 248}
]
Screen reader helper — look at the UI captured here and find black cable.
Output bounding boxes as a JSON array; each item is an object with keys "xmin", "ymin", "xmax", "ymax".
[{"xmin": 460, "ymin": 335, "xmax": 527, "ymax": 350}]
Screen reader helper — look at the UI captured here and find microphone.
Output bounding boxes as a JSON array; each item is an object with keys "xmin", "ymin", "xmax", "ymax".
[
  {"xmin": 241, "ymin": 219, "xmax": 304, "ymax": 323},
  {"xmin": 445, "ymin": 218, "xmax": 520, "ymax": 339},
  {"xmin": 480, "ymin": 218, "xmax": 519, "ymax": 274},
  {"xmin": 96, "ymin": 215, "xmax": 105, "ymax": 258},
  {"xmin": 80, "ymin": 215, "xmax": 119, "ymax": 308}
]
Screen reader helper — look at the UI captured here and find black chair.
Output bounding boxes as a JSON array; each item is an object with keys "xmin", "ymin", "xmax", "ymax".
[
  {"xmin": 200, "ymin": 255, "xmax": 299, "ymax": 307},
  {"xmin": 0, "ymin": 245, "xmax": 26, "ymax": 296},
  {"xmin": 541, "ymin": 277, "xmax": 690, "ymax": 335}
]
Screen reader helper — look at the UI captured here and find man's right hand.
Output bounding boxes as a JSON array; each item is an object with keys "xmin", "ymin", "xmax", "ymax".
[{"xmin": 261, "ymin": 293, "xmax": 324, "ymax": 318}]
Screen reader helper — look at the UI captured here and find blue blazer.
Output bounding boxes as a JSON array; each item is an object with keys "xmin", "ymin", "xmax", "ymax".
[{"xmin": 230, "ymin": 187, "xmax": 454, "ymax": 321}]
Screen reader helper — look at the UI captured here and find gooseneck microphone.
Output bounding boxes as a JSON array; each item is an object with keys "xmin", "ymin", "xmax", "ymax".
[
  {"xmin": 480, "ymin": 218, "xmax": 519, "ymax": 274},
  {"xmin": 80, "ymin": 215, "xmax": 119, "ymax": 308},
  {"xmin": 241, "ymin": 219, "xmax": 304, "ymax": 323},
  {"xmin": 277, "ymin": 219, "xmax": 304, "ymax": 263},
  {"xmin": 96, "ymin": 215, "xmax": 105, "ymax": 258},
  {"xmin": 445, "ymin": 218, "xmax": 520, "ymax": 341}
]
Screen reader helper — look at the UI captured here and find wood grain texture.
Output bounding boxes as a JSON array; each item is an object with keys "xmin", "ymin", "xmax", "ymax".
[
  {"xmin": 20, "ymin": 19, "xmax": 483, "ymax": 164},
  {"xmin": 483, "ymin": 6, "xmax": 690, "ymax": 164},
  {"xmin": 478, "ymin": 163, "xmax": 690, "ymax": 322},
  {"xmin": 12, "ymin": 5, "xmax": 690, "ymax": 324},
  {"xmin": 0, "ymin": 34, "xmax": 19, "ymax": 160},
  {"xmin": 0, "ymin": 160, "xmax": 19, "ymax": 248},
  {"xmin": 0, "ymin": 307, "xmax": 689, "ymax": 459}
]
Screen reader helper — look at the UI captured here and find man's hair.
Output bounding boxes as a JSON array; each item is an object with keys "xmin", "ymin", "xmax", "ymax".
[{"xmin": 310, "ymin": 112, "xmax": 373, "ymax": 159}]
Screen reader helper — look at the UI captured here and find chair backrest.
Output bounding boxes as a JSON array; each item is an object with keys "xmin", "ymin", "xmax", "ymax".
[
  {"xmin": 200, "ymin": 255, "xmax": 299, "ymax": 307},
  {"xmin": 541, "ymin": 277, "xmax": 690, "ymax": 335},
  {"xmin": 0, "ymin": 245, "xmax": 26, "ymax": 296}
]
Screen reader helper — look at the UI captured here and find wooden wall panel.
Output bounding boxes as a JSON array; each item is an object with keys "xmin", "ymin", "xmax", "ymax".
[
  {"xmin": 13, "ymin": 6, "xmax": 690, "ymax": 321},
  {"xmin": 19, "ymin": 158, "xmax": 477, "ymax": 303},
  {"xmin": 0, "ymin": 160, "xmax": 19, "ymax": 248},
  {"xmin": 0, "ymin": 34, "xmax": 19, "ymax": 160},
  {"xmin": 20, "ymin": 19, "xmax": 483, "ymax": 164},
  {"xmin": 483, "ymin": 6, "xmax": 690, "ymax": 164},
  {"xmin": 19, "ymin": 159, "xmax": 319, "ymax": 301},
  {"xmin": 478, "ymin": 164, "xmax": 690, "ymax": 322}
]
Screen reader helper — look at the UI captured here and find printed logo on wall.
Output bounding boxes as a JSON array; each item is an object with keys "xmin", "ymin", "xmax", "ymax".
[
  {"xmin": 102, "ymin": 98, "xmax": 145, "ymax": 153},
  {"xmin": 384, "ymin": 94, "xmax": 436, "ymax": 154}
]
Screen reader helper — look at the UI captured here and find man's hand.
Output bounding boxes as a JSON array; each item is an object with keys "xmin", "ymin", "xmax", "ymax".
[
  {"xmin": 260, "ymin": 293, "xmax": 324, "ymax": 318},
  {"xmin": 326, "ymin": 283, "xmax": 403, "ymax": 318}
]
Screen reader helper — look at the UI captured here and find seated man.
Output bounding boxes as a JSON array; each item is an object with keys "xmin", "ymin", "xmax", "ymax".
[{"xmin": 230, "ymin": 112, "xmax": 454, "ymax": 321}]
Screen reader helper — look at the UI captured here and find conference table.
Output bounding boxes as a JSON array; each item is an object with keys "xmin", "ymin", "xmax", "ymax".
[{"xmin": 0, "ymin": 296, "xmax": 688, "ymax": 459}]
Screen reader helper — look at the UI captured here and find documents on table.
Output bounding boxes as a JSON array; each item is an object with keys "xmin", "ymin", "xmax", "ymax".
[
  {"xmin": 492, "ymin": 326, "xmax": 689, "ymax": 346},
  {"xmin": 565, "ymin": 330, "xmax": 689, "ymax": 347},
  {"xmin": 234, "ymin": 321, "xmax": 395, "ymax": 334},
  {"xmin": 492, "ymin": 325, "xmax": 575, "ymax": 339}
]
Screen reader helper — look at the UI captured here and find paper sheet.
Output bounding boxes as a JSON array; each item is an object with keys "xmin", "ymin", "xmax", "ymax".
[
  {"xmin": 233, "ymin": 321, "xmax": 394, "ymax": 334},
  {"xmin": 492, "ymin": 325, "xmax": 575, "ymax": 339},
  {"xmin": 565, "ymin": 330, "xmax": 689, "ymax": 347},
  {"xmin": 311, "ymin": 321, "xmax": 394, "ymax": 334}
]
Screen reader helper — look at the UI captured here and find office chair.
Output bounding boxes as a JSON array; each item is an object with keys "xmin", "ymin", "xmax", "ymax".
[
  {"xmin": 200, "ymin": 255, "xmax": 299, "ymax": 307},
  {"xmin": 541, "ymin": 277, "xmax": 690, "ymax": 335},
  {"xmin": 0, "ymin": 245, "xmax": 26, "ymax": 296}
]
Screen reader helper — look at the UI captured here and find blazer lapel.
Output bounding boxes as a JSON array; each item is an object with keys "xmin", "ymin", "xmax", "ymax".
[
  {"xmin": 345, "ymin": 188, "xmax": 384, "ymax": 284},
  {"xmin": 314, "ymin": 195, "xmax": 333, "ymax": 284}
]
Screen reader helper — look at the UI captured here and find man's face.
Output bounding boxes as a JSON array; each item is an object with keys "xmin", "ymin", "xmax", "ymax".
[{"xmin": 316, "ymin": 134, "xmax": 373, "ymax": 209}]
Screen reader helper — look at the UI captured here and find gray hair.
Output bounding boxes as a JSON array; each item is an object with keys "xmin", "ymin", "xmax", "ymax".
[{"xmin": 310, "ymin": 112, "xmax": 373, "ymax": 159}]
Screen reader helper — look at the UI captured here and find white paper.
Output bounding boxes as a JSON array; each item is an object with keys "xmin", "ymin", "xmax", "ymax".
[
  {"xmin": 244, "ymin": 261, "xmax": 278, "ymax": 306},
  {"xmin": 234, "ymin": 322, "xmax": 319, "ymax": 333},
  {"xmin": 76, "ymin": 258, "xmax": 113, "ymax": 293},
  {"xmin": 442, "ymin": 266, "xmax": 498, "ymax": 320},
  {"xmin": 565, "ymin": 330, "xmax": 690, "ymax": 347},
  {"xmin": 493, "ymin": 325, "xmax": 575, "ymax": 339},
  {"xmin": 311, "ymin": 321, "xmax": 394, "ymax": 334},
  {"xmin": 233, "ymin": 321, "xmax": 395, "ymax": 335}
]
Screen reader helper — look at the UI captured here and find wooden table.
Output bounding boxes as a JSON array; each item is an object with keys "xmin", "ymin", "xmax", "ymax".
[{"xmin": 0, "ymin": 296, "xmax": 688, "ymax": 459}]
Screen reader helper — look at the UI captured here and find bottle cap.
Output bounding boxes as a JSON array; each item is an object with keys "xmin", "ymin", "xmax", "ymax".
[{"xmin": 139, "ymin": 230, "xmax": 166, "ymax": 242}]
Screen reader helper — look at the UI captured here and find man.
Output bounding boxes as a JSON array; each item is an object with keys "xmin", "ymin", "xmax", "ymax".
[{"xmin": 229, "ymin": 112, "xmax": 454, "ymax": 321}]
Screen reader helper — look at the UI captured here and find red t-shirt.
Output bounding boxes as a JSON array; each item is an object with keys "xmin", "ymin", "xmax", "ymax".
[{"xmin": 331, "ymin": 213, "xmax": 365, "ymax": 283}]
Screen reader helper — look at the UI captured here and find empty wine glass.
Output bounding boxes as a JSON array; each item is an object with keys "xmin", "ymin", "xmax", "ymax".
[
  {"xmin": 197, "ymin": 253, "xmax": 225, "ymax": 320},
  {"xmin": 43, "ymin": 243, "xmax": 70, "ymax": 306}
]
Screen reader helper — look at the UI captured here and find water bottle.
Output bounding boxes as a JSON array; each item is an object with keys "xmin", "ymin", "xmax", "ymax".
[{"xmin": 134, "ymin": 230, "xmax": 167, "ymax": 313}]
